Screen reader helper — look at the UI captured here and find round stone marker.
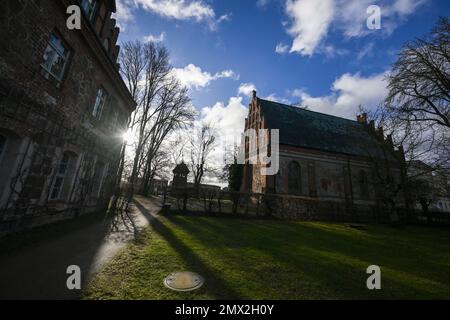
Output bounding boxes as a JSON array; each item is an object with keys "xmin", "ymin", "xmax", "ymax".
[{"xmin": 164, "ymin": 271, "xmax": 204, "ymax": 292}]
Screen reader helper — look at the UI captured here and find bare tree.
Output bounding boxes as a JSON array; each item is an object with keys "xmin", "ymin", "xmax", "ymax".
[
  {"xmin": 112, "ymin": 41, "xmax": 147, "ymax": 206},
  {"xmin": 116, "ymin": 40, "xmax": 194, "ymax": 206},
  {"xmin": 366, "ymin": 17, "xmax": 450, "ymax": 221},
  {"xmin": 361, "ymin": 101, "xmax": 446, "ymax": 224},
  {"xmin": 139, "ymin": 78, "xmax": 194, "ymax": 195},
  {"xmin": 386, "ymin": 17, "xmax": 449, "ymax": 129},
  {"xmin": 189, "ymin": 123, "xmax": 217, "ymax": 189},
  {"xmin": 168, "ymin": 132, "xmax": 189, "ymax": 165}
]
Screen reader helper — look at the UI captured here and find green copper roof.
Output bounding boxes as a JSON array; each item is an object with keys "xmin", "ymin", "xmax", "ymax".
[{"xmin": 259, "ymin": 98, "xmax": 386, "ymax": 159}]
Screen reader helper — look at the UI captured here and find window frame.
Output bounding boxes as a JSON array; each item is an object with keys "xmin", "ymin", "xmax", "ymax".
[
  {"xmin": 80, "ymin": 0, "xmax": 99, "ymax": 22},
  {"xmin": 49, "ymin": 151, "xmax": 80, "ymax": 201},
  {"xmin": 40, "ymin": 32, "xmax": 72, "ymax": 87},
  {"xmin": 92, "ymin": 87, "xmax": 109, "ymax": 120},
  {"xmin": 50, "ymin": 153, "xmax": 71, "ymax": 200}
]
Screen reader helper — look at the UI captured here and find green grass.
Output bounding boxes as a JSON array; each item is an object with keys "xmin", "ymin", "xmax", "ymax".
[{"xmin": 84, "ymin": 211, "xmax": 450, "ymax": 300}]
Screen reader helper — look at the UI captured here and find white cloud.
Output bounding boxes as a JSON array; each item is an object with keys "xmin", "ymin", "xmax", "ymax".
[
  {"xmin": 275, "ymin": 43, "xmax": 289, "ymax": 54},
  {"xmin": 257, "ymin": 0, "xmax": 271, "ymax": 8},
  {"xmin": 171, "ymin": 64, "xmax": 239, "ymax": 90},
  {"xmin": 237, "ymin": 83, "xmax": 257, "ymax": 97},
  {"xmin": 143, "ymin": 31, "xmax": 166, "ymax": 42},
  {"xmin": 292, "ymin": 72, "xmax": 388, "ymax": 119},
  {"xmin": 135, "ymin": 0, "xmax": 214, "ymax": 21},
  {"xmin": 285, "ymin": 0, "xmax": 335, "ymax": 56},
  {"xmin": 199, "ymin": 96, "xmax": 249, "ymax": 185},
  {"xmin": 320, "ymin": 45, "xmax": 349, "ymax": 58},
  {"xmin": 113, "ymin": 0, "xmax": 135, "ymax": 30},
  {"xmin": 264, "ymin": 93, "xmax": 292, "ymax": 105},
  {"xmin": 282, "ymin": 0, "xmax": 427, "ymax": 56},
  {"xmin": 357, "ymin": 42, "xmax": 375, "ymax": 60},
  {"xmin": 201, "ymin": 97, "xmax": 248, "ymax": 135},
  {"xmin": 115, "ymin": 0, "xmax": 230, "ymax": 30},
  {"xmin": 171, "ymin": 96, "xmax": 248, "ymax": 186},
  {"xmin": 136, "ymin": 0, "xmax": 231, "ymax": 30}
]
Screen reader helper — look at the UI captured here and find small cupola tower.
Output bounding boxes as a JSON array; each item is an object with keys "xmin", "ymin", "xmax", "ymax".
[{"xmin": 172, "ymin": 161, "xmax": 190, "ymax": 188}]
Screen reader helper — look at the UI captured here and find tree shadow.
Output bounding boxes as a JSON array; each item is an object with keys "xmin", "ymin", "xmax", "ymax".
[
  {"xmin": 0, "ymin": 211, "xmax": 117, "ymax": 300},
  {"xmin": 133, "ymin": 198, "xmax": 244, "ymax": 299},
  {"xmin": 162, "ymin": 214, "xmax": 450, "ymax": 298}
]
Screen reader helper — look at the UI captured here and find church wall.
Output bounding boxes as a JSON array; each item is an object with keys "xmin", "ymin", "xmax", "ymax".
[{"xmin": 274, "ymin": 146, "xmax": 379, "ymax": 206}]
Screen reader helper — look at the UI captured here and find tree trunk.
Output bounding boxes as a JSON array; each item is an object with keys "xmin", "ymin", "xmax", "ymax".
[
  {"xmin": 420, "ymin": 199, "xmax": 431, "ymax": 225},
  {"xmin": 110, "ymin": 141, "xmax": 127, "ymax": 214}
]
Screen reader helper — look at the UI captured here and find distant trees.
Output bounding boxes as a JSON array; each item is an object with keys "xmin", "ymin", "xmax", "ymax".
[
  {"xmin": 220, "ymin": 146, "xmax": 243, "ymax": 192},
  {"xmin": 362, "ymin": 17, "xmax": 450, "ymax": 222},
  {"xmin": 189, "ymin": 123, "xmax": 217, "ymax": 189},
  {"xmin": 405, "ymin": 177, "xmax": 437, "ymax": 223},
  {"xmin": 385, "ymin": 17, "xmax": 449, "ymax": 170},
  {"xmin": 386, "ymin": 17, "xmax": 449, "ymax": 130},
  {"xmin": 227, "ymin": 160, "xmax": 243, "ymax": 192}
]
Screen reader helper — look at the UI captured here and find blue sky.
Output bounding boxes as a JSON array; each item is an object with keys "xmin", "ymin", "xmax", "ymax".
[
  {"xmin": 114, "ymin": 0, "xmax": 448, "ymax": 185},
  {"xmin": 115, "ymin": 0, "xmax": 449, "ymax": 126}
]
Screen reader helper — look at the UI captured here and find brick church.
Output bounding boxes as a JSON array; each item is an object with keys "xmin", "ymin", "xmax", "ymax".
[
  {"xmin": 242, "ymin": 91, "xmax": 407, "ymax": 215},
  {"xmin": 0, "ymin": 0, "xmax": 135, "ymax": 235}
]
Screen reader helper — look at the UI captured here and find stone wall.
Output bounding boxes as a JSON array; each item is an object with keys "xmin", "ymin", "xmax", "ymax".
[{"xmin": 244, "ymin": 144, "xmax": 406, "ymax": 219}]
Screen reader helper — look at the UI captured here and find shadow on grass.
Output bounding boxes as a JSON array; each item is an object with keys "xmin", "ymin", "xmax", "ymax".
[
  {"xmin": 133, "ymin": 198, "xmax": 244, "ymax": 299},
  {"xmin": 164, "ymin": 214, "xmax": 450, "ymax": 299}
]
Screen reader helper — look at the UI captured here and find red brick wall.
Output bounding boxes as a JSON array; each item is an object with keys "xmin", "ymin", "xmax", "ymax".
[{"xmin": 0, "ymin": 0, "xmax": 135, "ymax": 233}]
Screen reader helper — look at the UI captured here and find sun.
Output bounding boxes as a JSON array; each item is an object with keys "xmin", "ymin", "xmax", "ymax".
[{"xmin": 122, "ymin": 129, "xmax": 135, "ymax": 143}]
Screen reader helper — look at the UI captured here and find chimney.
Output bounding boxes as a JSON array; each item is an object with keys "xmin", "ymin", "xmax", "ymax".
[{"xmin": 356, "ymin": 113, "xmax": 367, "ymax": 124}]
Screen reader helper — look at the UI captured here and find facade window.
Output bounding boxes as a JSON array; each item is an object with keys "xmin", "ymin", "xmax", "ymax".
[
  {"xmin": 50, "ymin": 152, "xmax": 78, "ymax": 200},
  {"xmin": 81, "ymin": 0, "xmax": 98, "ymax": 21},
  {"xmin": 288, "ymin": 161, "xmax": 301, "ymax": 193},
  {"xmin": 359, "ymin": 170, "xmax": 369, "ymax": 199},
  {"xmin": 92, "ymin": 88, "xmax": 108, "ymax": 119},
  {"xmin": 41, "ymin": 33, "xmax": 71, "ymax": 86}
]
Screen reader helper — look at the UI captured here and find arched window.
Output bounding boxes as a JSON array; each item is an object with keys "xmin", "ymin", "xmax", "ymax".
[
  {"xmin": 288, "ymin": 161, "xmax": 301, "ymax": 193},
  {"xmin": 359, "ymin": 170, "xmax": 369, "ymax": 199},
  {"xmin": 50, "ymin": 151, "xmax": 78, "ymax": 201}
]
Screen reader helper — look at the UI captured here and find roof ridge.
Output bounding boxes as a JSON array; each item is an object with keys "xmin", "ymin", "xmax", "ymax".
[{"xmin": 258, "ymin": 98, "xmax": 360, "ymax": 124}]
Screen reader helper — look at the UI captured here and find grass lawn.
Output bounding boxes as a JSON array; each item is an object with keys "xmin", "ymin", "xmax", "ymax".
[{"xmin": 84, "ymin": 210, "xmax": 450, "ymax": 300}]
